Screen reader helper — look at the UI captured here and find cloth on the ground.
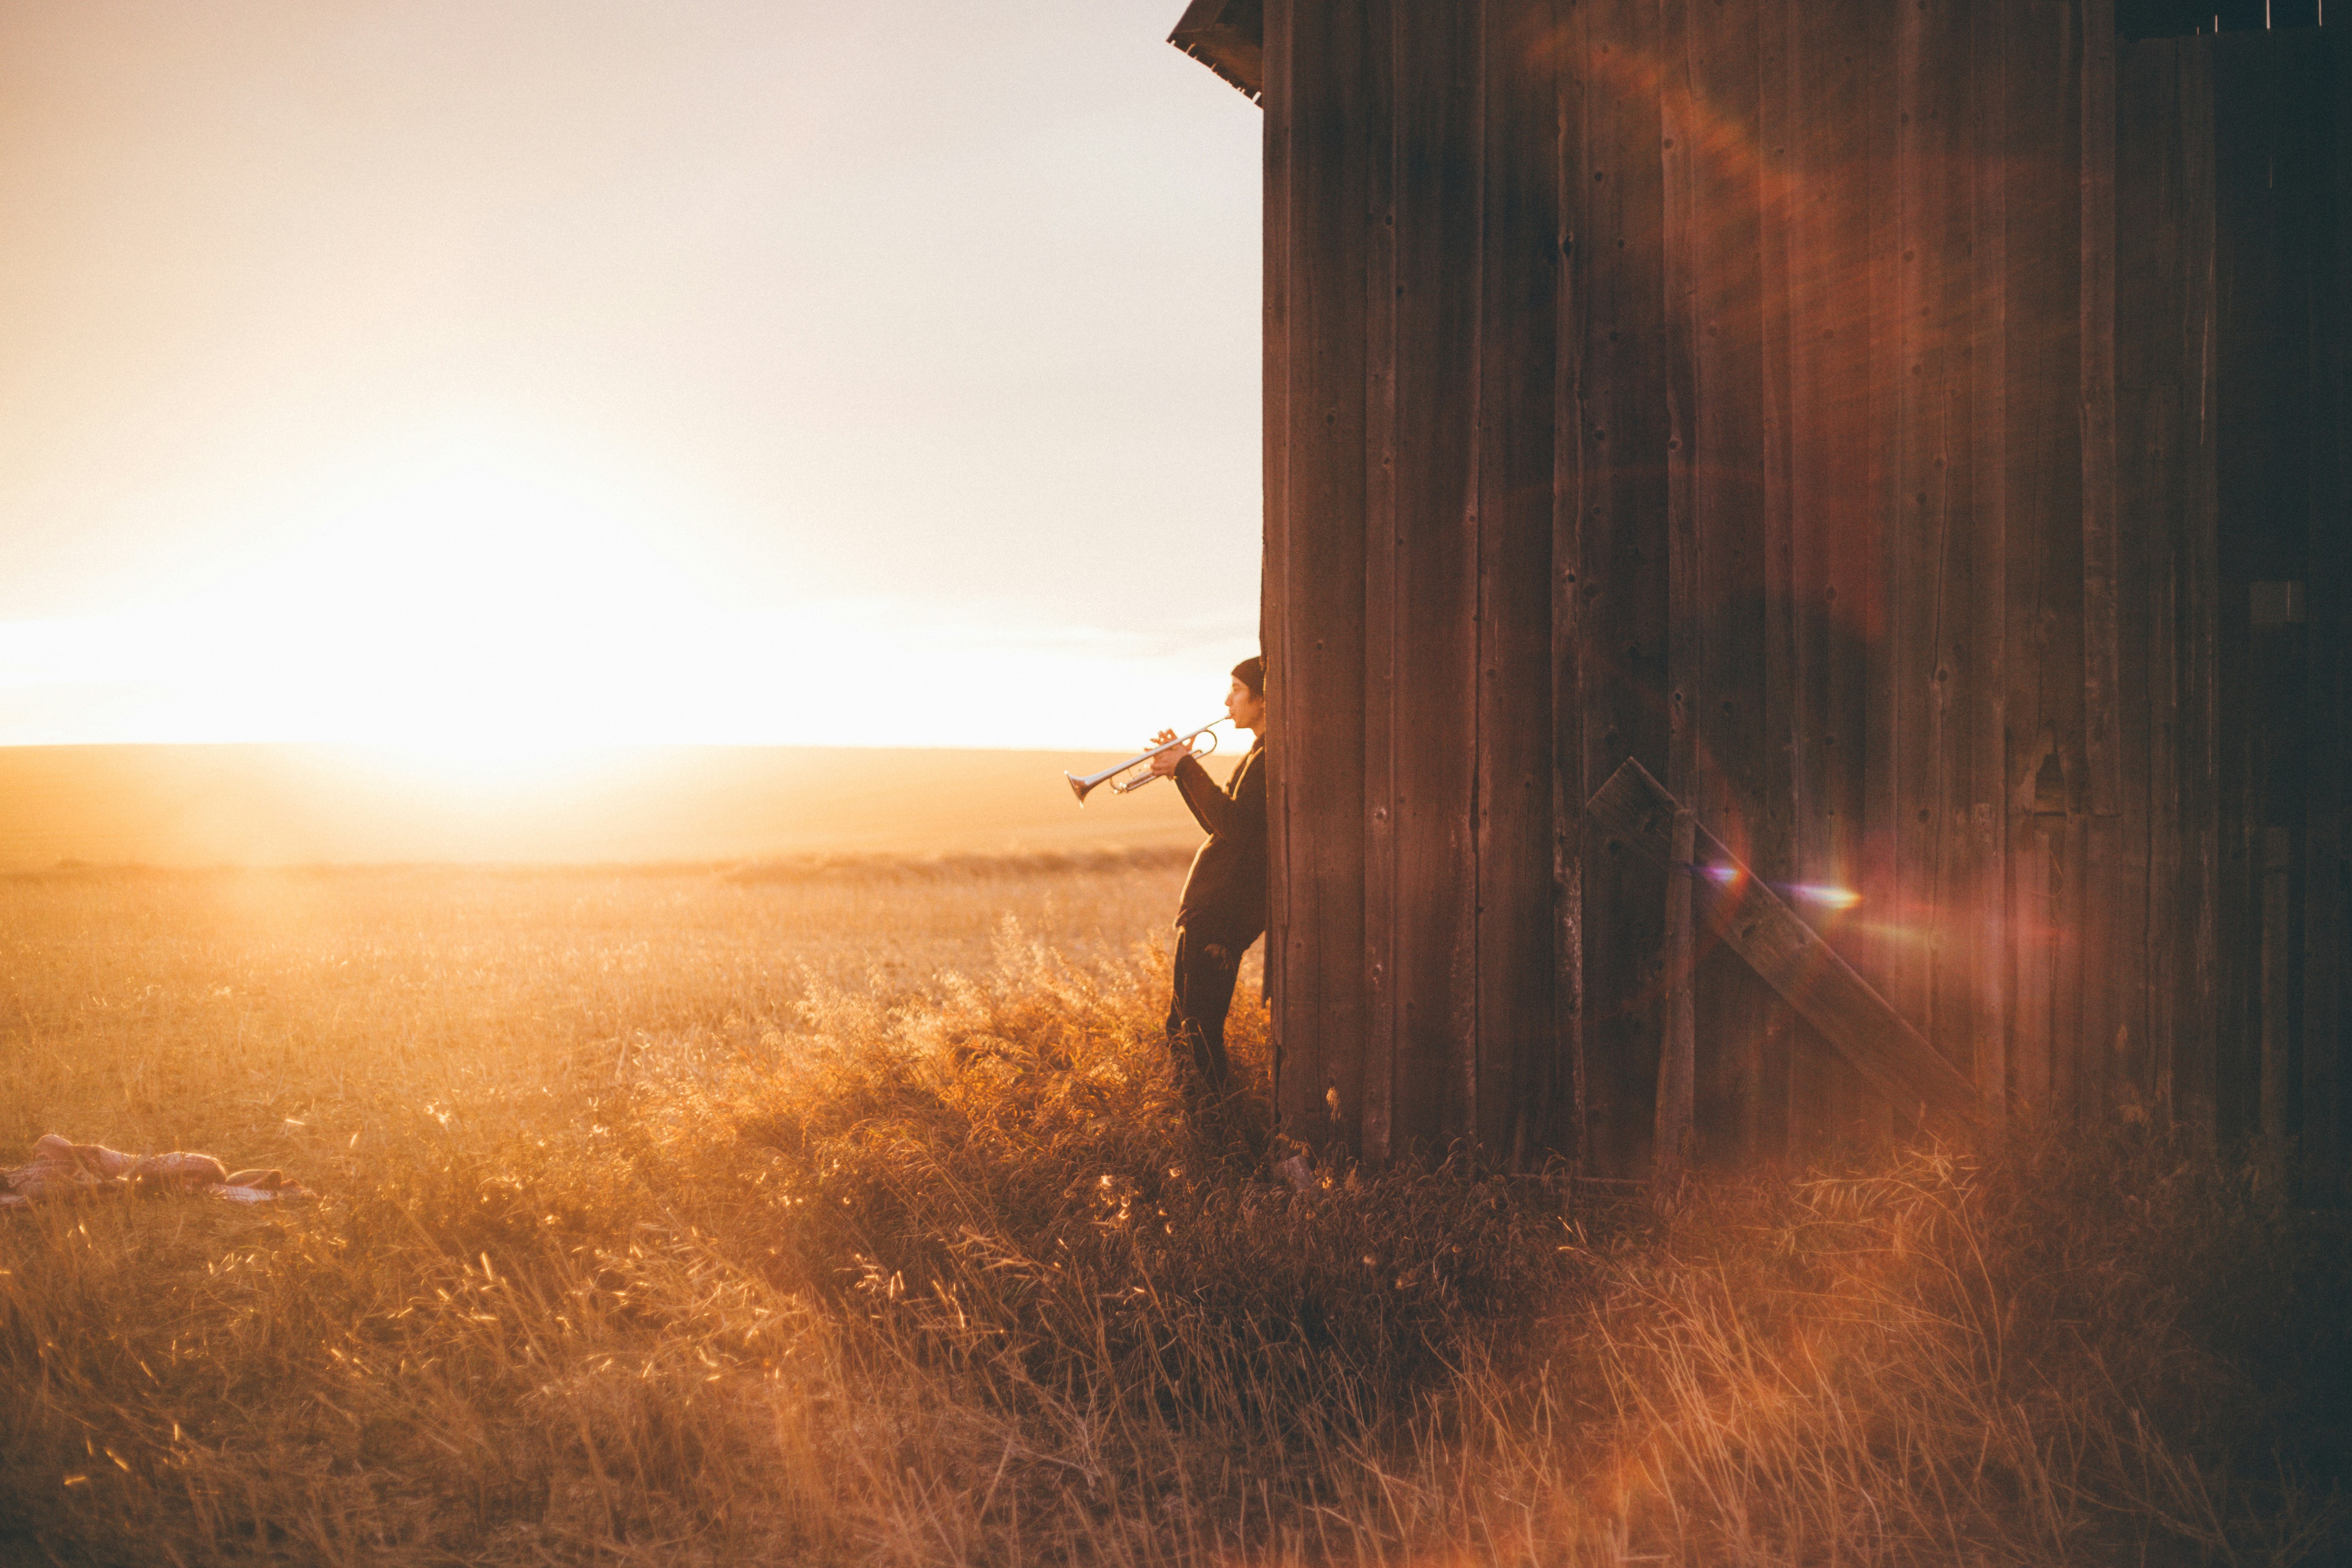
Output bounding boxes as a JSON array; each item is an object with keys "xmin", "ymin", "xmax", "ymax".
[{"xmin": 0, "ymin": 1133, "xmax": 313, "ymax": 1211}]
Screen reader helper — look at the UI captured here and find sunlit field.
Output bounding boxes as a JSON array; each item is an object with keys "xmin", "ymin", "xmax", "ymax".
[
  {"xmin": 4, "ymin": 861, "xmax": 2348, "ymax": 1566},
  {"xmin": 0, "ymin": 744, "xmax": 1228, "ymax": 870}
]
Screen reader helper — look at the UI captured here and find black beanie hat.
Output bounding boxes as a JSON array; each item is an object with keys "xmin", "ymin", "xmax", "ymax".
[{"xmin": 1232, "ymin": 655, "xmax": 1265, "ymax": 697}]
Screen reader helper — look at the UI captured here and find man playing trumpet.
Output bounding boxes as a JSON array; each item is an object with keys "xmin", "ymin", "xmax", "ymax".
[{"xmin": 1147, "ymin": 655, "xmax": 1268, "ymax": 1106}]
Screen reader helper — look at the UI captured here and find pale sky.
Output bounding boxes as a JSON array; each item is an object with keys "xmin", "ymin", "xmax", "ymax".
[{"xmin": 0, "ymin": 1, "xmax": 1262, "ymax": 755}]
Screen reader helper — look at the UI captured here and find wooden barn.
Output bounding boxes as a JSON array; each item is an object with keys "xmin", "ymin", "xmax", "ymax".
[{"xmin": 1167, "ymin": 0, "xmax": 2351, "ymax": 1195}]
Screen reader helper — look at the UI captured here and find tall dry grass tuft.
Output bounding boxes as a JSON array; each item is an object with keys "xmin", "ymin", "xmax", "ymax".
[
  {"xmin": 631, "ymin": 921, "xmax": 1584, "ymax": 1561},
  {"xmin": 1323, "ymin": 1133, "xmax": 2351, "ymax": 1567},
  {"xmin": 4, "ymin": 868, "xmax": 2347, "ymax": 1564}
]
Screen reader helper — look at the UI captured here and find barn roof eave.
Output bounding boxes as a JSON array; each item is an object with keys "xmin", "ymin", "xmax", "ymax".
[{"xmin": 1167, "ymin": 0, "xmax": 1263, "ymax": 104}]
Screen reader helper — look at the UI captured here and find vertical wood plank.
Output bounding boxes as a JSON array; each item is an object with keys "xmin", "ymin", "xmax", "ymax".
[
  {"xmin": 2306, "ymin": 31, "xmax": 2352, "ymax": 1202},
  {"xmin": 1260, "ymin": 0, "xmax": 1297, "ymax": 1128},
  {"xmin": 2118, "ymin": 37, "xmax": 2183, "ymax": 1127},
  {"xmin": 2211, "ymin": 31, "xmax": 2267, "ymax": 1147},
  {"xmin": 1860, "ymin": 0, "xmax": 1900, "ymax": 1094},
  {"xmin": 2147, "ymin": 462, "xmax": 2183, "ymax": 1128},
  {"xmin": 1390, "ymin": 0, "xmax": 1483, "ymax": 1155},
  {"xmin": 1458, "ymin": 3, "xmax": 1489, "ymax": 1153},
  {"xmin": 2055, "ymin": 804, "xmax": 2091, "ymax": 1118},
  {"xmin": 2014, "ymin": 817, "xmax": 2058, "ymax": 1114},
  {"xmin": 2210, "ymin": 34, "xmax": 2289, "ymax": 1146},
  {"xmin": 1268, "ymin": 0, "xmax": 1372, "ymax": 1149},
  {"xmin": 1969, "ymin": 0, "xmax": 2012, "ymax": 1127},
  {"xmin": 2263, "ymin": 824, "xmax": 2293, "ymax": 1173},
  {"xmin": 1929, "ymin": 0, "xmax": 1982, "ymax": 1122},
  {"xmin": 1890, "ymin": 0, "xmax": 1978, "ymax": 1112},
  {"xmin": 2081, "ymin": 0, "xmax": 2123, "ymax": 821},
  {"xmin": 1656, "ymin": 807, "xmax": 1698, "ymax": 1189},
  {"xmin": 2178, "ymin": 39, "xmax": 2223, "ymax": 1146},
  {"xmin": 2302, "ymin": 457, "xmax": 2342, "ymax": 1196},
  {"xmin": 1474, "ymin": 0, "xmax": 1563, "ymax": 1161},
  {"xmin": 2002, "ymin": 0, "xmax": 2086, "ymax": 1125},
  {"xmin": 1887, "ymin": 0, "xmax": 1933, "ymax": 1056},
  {"xmin": 1780, "ymin": 0, "xmax": 1875, "ymax": 1151},
  {"xmin": 1655, "ymin": 0, "xmax": 1710, "ymax": 1161},
  {"xmin": 2052, "ymin": 3, "xmax": 2092, "ymax": 1128},
  {"xmin": 2266, "ymin": 32, "xmax": 2326, "ymax": 1167},
  {"xmin": 2102, "ymin": 149, "xmax": 2153, "ymax": 1133},
  {"xmin": 1755, "ymin": 0, "xmax": 1804, "ymax": 1162},
  {"xmin": 1680, "ymin": 0, "xmax": 1785, "ymax": 1166},
  {"xmin": 1577, "ymin": 0, "xmax": 1672, "ymax": 1176},
  {"xmin": 1842, "ymin": 0, "xmax": 1902, "ymax": 1142},
  {"xmin": 1552, "ymin": 0, "xmax": 1590, "ymax": 1170},
  {"xmin": 1359, "ymin": 0, "xmax": 1399, "ymax": 1164},
  {"xmin": 1658, "ymin": 0, "xmax": 1701, "ymax": 814},
  {"xmin": 2077, "ymin": 0, "xmax": 2130, "ymax": 1122}
]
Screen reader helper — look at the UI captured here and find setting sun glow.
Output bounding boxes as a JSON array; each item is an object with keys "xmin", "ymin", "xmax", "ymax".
[{"xmin": 0, "ymin": 1, "xmax": 1262, "ymax": 760}]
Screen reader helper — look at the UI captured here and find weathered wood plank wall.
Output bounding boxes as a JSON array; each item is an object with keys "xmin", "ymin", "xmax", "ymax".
[
  {"xmin": 2193, "ymin": 30, "xmax": 2350, "ymax": 1191},
  {"xmin": 1251, "ymin": 3, "xmax": 2349, "ymax": 1182}
]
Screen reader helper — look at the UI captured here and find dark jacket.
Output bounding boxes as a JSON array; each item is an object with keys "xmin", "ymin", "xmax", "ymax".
[{"xmin": 1173, "ymin": 733, "xmax": 1267, "ymax": 939}]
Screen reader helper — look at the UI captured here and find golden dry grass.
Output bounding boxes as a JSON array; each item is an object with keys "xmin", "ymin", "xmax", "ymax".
[{"xmin": 3, "ymin": 863, "xmax": 2346, "ymax": 1567}]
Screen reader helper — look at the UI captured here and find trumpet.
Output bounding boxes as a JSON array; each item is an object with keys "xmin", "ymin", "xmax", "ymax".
[{"xmin": 1065, "ymin": 719, "xmax": 1228, "ymax": 804}]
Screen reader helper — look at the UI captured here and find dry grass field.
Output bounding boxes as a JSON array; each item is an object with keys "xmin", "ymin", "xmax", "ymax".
[
  {"xmin": 0, "ymin": 745, "xmax": 1227, "ymax": 870},
  {"xmin": 3, "ymin": 857, "xmax": 2349, "ymax": 1566}
]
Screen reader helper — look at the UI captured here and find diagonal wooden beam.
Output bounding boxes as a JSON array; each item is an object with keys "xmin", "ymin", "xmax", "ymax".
[{"xmin": 1585, "ymin": 756, "xmax": 1975, "ymax": 1118}]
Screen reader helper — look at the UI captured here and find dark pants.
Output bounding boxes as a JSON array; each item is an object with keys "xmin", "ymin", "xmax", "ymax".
[{"xmin": 1166, "ymin": 925, "xmax": 1254, "ymax": 1098}]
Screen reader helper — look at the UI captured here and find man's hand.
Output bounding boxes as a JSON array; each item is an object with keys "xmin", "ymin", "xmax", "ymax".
[{"xmin": 1146, "ymin": 729, "xmax": 1185, "ymax": 778}]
